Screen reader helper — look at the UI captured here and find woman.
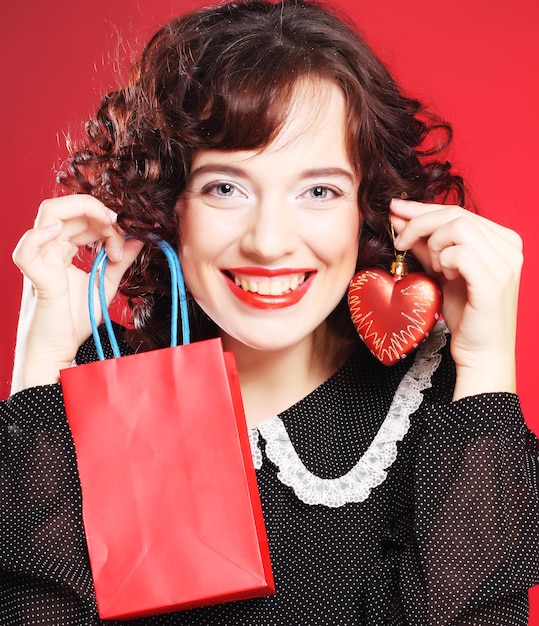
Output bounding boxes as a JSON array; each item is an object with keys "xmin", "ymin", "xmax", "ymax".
[{"xmin": 2, "ymin": 1, "xmax": 538, "ymax": 624}]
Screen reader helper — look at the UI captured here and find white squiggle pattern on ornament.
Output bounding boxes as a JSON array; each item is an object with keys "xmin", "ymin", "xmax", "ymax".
[
  {"xmin": 251, "ymin": 321, "xmax": 447, "ymax": 507},
  {"xmin": 348, "ymin": 270, "xmax": 442, "ymax": 364}
]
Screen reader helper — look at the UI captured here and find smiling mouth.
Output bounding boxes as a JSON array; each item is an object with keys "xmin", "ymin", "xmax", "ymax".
[
  {"xmin": 228, "ymin": 271, "xmax": 308, "ymax": 296},
  {"xmin": 222, "ymin": 268, "xmax": 315, "ymax": 309}
]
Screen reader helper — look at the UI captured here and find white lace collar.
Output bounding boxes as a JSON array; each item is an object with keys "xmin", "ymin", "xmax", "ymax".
[{"xmin": 248, "ymin": 321, "xmax": 447, "ymax": 508}]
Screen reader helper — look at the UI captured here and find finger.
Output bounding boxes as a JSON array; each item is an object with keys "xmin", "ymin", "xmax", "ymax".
[
  {"xmin": 100, "ymin": 238, "xmax": 145, "ymax": 301},
  {"xmin": 397, "ymin": 216, "xmax": 521, "ymax": 284},
  {"xmin": 35, "ymin": 195, "xmax": 126, "ymax": 261},
  {"xmin": 12, "ymin": 221, "xmax": 77, "ymax": 279},
  {"xmin": 389, "ymin": 203, "xmax": 523, "ymax": 286},
  {"xmin": 390, "ymin": 199, "xmax": 522, "ymax": 251},
  {"xmin": 34, "ymin": 195, "xmax": 118, "ymax": 228},
  {"xmin": 438, "ymin": 243, "xmax": 496, "ymax": 288},
  {"xmin": 13, "ymin": 220, "xmax": 62, "ymax": 265}
]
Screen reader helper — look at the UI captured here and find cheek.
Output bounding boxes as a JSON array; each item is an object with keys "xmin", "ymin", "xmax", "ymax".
[
  {"xmin": 178, "ymin": 210, "xmax": 236, "ymax": 305},
  {"xmin": 178, "ymin": 211, "xmax": 210, "ymax": 293},
  {"xmin": 314, "ymin": 213, "xmax": 360, "ymax": 268},
  {"xmin": 179, "ymin": 202, "xmax": 240, "ymax": 254},
  {"xmin": 179, "ymin": 204, "xmax": 218, "ymax": 265}
]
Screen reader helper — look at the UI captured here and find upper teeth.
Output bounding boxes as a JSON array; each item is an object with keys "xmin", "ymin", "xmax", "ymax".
[{"xmin": 234, "ymin": 273, "xmax": 306, "ymax": 296}]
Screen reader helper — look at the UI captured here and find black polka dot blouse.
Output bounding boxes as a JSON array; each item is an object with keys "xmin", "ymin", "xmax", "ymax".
[{"xmin": 1, "ymin": 324, "xmax": 539, "ymax": 625}]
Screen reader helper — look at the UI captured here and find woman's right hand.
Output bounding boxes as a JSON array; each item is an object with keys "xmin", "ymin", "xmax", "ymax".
[{"xmin": 11, "ymin": 195, "xmax": 144, "ymax": 393}]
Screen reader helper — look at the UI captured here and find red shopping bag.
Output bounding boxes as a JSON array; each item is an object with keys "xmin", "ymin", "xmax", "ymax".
[{"xmin": 60, "ymin": 241, "xmax": 274, "ymax": 620}]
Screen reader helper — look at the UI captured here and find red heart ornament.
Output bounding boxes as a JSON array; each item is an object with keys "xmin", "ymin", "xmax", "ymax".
[{"xmin": 348, "ymin": 268, "xmax": 443, "ymax": 366}]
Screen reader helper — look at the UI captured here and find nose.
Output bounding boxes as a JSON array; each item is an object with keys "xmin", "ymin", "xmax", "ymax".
[{"xmin": 240, "ymin": 195, "xmax": 297, "ymax": 261}]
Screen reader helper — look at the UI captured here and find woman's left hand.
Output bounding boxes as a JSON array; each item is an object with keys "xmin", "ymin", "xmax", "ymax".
[{"xmin": 389, "ymin": 198, "xmax": 523, "ymax": 400}]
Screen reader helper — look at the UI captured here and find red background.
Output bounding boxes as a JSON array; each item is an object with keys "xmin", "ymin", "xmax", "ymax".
[{"xmin": 1, "ymin": 0, "xmax": 538, "ymax": 620}]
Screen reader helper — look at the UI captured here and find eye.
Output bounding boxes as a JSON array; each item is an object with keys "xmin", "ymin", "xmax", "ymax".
[
  {"xmin": 303, "ymin": 185, "xmax": 341, "ymax": 200},
  {"xmin": 193, "ymin": 178, "xmax": 249, "ymax": 208},
  {"xmin": 311, "ymin": 186, "xmax": 329, "ymax": 199},
  {"xmin": 205, "ymin": 182, "xmax": 237, "ymax": 197}
]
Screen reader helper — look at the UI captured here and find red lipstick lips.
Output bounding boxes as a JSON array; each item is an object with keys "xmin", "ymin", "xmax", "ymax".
[{"xmin": 222, "ymin": 268, "xmax": 316, "ymax": 310}]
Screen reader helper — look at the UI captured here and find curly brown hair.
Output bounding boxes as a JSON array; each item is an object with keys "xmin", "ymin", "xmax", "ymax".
[{"xmin": 59, "ymin": 0, "xmax": 467, "ymax": 349}]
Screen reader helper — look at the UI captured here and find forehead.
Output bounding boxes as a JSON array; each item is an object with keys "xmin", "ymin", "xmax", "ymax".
[
  {"xmin": 269, "ymin": 80, "xmax": 348, "ymax": 151},
  {"xmin": 189, "ymin": 81, "xmax": 355, "ymax": 179}
]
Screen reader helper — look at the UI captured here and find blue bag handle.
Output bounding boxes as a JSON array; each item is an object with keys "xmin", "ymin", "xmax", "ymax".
[{"xmin": 88, "ymin": 240, "xmax": 190, "ymax": 360}]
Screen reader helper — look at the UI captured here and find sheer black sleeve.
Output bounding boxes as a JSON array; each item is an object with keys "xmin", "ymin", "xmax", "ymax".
[
  {"xmin": 0, "ymin": 384, "xmax": 97, "ymax": 625},
  {"xmin": 0, "ymin": 326, "xmax": 133, "ymax": 625},
  {"xmin": 400, "ymin": 392, "xmax": 539, "ymax": 625}
]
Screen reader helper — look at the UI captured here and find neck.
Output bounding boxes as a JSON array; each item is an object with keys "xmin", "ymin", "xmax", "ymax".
[{"xmin": 222, "ymin": 325, "xmax": 350, "ymax": 428}]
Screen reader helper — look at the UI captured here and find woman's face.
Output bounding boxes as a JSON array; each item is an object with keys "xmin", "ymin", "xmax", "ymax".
[{"xmin": 178, "ymin": 81, "xmax": 361, "ymax": 353}]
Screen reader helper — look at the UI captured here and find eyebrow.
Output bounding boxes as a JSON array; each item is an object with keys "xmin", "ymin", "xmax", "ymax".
[
  {"xmin": 300, "ymin": 168, "xmax": 357, "ymax": 183},
  {"xmin": 189, "ymin": 165, "xmax": 247, "ymax": 180},
  {"xmin": 188, "ymin": 164, "xmax": 357, "ymax": 184}
]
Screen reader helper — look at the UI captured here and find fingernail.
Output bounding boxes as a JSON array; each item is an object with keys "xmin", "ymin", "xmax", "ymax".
[
  {"xmin": 111, "ymin": 245, "xmax": 125, "ymax": 262},
  {"xmin": 390, "ymin": 198, "xmax": 407, "ymax": 207},
  {"xmin": 44, "ymin": 220, "xmax": 62, "ymax": 231}
]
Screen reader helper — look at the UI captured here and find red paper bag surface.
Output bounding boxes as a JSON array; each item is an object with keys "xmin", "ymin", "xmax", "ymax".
[{"xmin": 60, "ymin": 337, "xmax": 274, "ymax": 620}]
